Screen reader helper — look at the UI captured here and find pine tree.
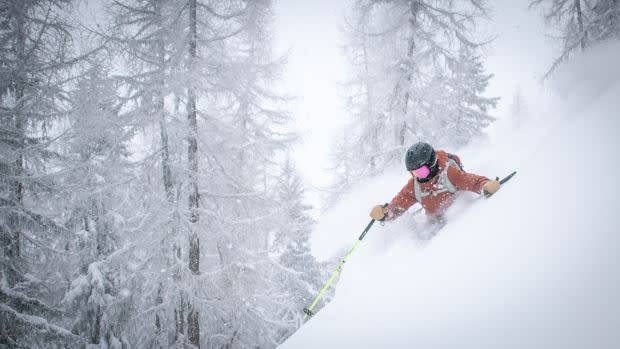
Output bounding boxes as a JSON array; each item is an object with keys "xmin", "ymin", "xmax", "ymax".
[
  {"xmin": 444, "ymin": 46, "xmax": 498, "ymax": 147},
  {"xmin": 0, "ymin": 1, "xmax": 328, "ymax": 347},
  {"xmin": 60, "ymin": 61, "xmax": 132, "ymax": 348},
  {"xmin": 271, "ymin": 158, "xmax": 323, "ymax": 338},
  {"xmin": 105, "ymin": 2, "xmax": 188, "ymax": 344},
  {"xmin": 588, "ymin": 0, "xmax": 620, "ymax": 41},
  {"xmin": 530, "ymin": 0, "xmax": 589, "ymax": 78},
  {"xmin": 510, "ymin": 86, "xmax": 528, "ymax": 127},
  {"xmin": 530, "ymin": 0, "xmax": 620, "ymax": 78},
  {"xmin": 0, "ymin": 0, "xmax": 88, "ymax": 346},
  {"xmin": 326, "ymin": 128, "xmax": 359, "ymax": 206},
  {"xmin": 105, "ymin": 0, "xmax": 311, "ymax": 347},
  {"xmin": 187, "ymin": 2, "xmax": 313, "ymax": 346}
]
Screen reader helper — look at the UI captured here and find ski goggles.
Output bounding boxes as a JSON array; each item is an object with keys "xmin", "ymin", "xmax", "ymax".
[{"xmin": 410, "ymin": 165, "xmax": 431, "ymax": 179}]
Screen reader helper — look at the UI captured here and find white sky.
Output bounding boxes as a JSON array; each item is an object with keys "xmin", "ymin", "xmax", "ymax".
[
  {"xmin": 273, "ymin": 0, "xmax": 556, "ymax": 210},
  {"xmin": 272, "ymin": 0, "xmax": 351, "ymax": 199}
]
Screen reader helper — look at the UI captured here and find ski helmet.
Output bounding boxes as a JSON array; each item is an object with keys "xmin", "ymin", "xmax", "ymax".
[{"xmin": 405, "ymin": 142, "xmax": 439, "ymax": 182}]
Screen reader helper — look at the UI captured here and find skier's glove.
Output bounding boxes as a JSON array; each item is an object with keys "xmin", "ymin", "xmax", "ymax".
[
  {"xmin": 370, "ymin": 204, "xmax": 388, "ymax": 221},
  {"xmin": 482, "ymin": 180, "xmax": 501, "ymax": 198}
]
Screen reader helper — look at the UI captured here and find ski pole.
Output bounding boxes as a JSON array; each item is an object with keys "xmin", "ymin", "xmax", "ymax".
[
  {"xmin": 499, "ymin": 171, "xmax": 517, "ymax": 185},
  {"xmin": 303, "ymin": 206, "xmax": 385, "ymax": 321}
]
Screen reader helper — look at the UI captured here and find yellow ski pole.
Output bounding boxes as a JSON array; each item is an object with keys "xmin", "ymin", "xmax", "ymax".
[{"xmin": 303, "ymin": 206, "xmax": 385, "ymax": 321}]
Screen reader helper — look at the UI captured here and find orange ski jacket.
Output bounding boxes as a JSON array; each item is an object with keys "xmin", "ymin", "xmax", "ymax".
[{"xmin": 386, "ymin": 150, "xmax": 489, "ymax": 219}]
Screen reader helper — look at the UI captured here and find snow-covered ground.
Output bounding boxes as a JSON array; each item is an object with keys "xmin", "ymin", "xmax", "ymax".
[{"xmin": 281, "ymin": 42, "xmax": 620, "ymax": 348}]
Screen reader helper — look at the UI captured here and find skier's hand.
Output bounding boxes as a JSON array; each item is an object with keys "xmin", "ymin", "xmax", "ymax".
[
  {"xmin": 482, "ymin": 180, "xmax": 500, "ymax": 197},
  {"xmin": 370, "ymin": 204, "xmax": 388, "ymax": 221}
]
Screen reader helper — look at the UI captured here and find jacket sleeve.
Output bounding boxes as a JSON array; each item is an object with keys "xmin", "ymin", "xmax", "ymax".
[
  {"xmin": 386, "ymin": 178, "xmax": 417, "ymax": 220},
  {"xmin": 447, "ymin": 166, "xmax": 489, "ymax": 194}
]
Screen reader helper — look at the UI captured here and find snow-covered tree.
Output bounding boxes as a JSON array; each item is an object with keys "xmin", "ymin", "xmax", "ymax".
[
  {"xmin": 530, "ymin": 0, "xmax": 589, "ymax": 77},
  {"xmin": 330, "ymin": 0, "xmax": 497, "ymax": 200},
  {"xmin": 325, "ymin": 128, "xmax": 359, "ymax": 206},
  {"xmin": 0, "ymin": 0, "xmax": 88, "ymax": 346},
  {"xmin": 530, "ymin": 0, "xmax": 620, "ymax": 78},
  {"xmin": 510, "ymin": 86, "xmax": 528, "ymax": 127},
  {"xmin": 589, "ymin": 0, "xmax": 620, "ymax": 41},
  {"xmin": 271, "ymin": 158, "xmax": 323, "ymax": 336},
  {"xmin": 104, "ymin": 0, "xmax": 210, "ymax": 345},
  {"xmin": 187, "ymin": 2, "xmax": 315, "ymax": 346},
  {"xmin": 58, "ymin": 61, "xmax": 134, "ymax": 347},
  {"xmin": 104, "ymin": 0, "xmax": 318, "ymax": 347},
  {"xmin": 0, "ymin": 0, "xmax": 326, "ymax": 347},
  {"xmin": 445, "ymin": 46, "xmax": 498, "ymax": 147}
]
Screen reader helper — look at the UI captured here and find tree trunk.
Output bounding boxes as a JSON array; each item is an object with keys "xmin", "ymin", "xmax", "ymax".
[
  {"xmin": 93, "ymin": 305, "xmax": 101, "ymax": 344},
  {"xmin": 155, "ymin": 0, "xmax": 174, "ymax": 204},
  {"xmin": 153, "ymin": 0, "xmax": 177, "ymax": 337},
  {"xmin": 187, "ymin": 0, "xmax": 200, "ymax": 346},
  {"xmin": 188, "ymin": 309, "xmax": 200, "ymax": 347},
  {"xmin": 187, "ymin": 0, "xmax": 200, "ymax": 276},
  {"xmin": 361, "ymin": 31, "xmax": 377, "ymax": 171},
  {"xmin": 575, "ymin": 0, "xmax": 586, "ymax": 51},
  {"xmin": 400, "ymin": 0, "xmax": 420, "ymax": 146},
  {"xmin": 155, "ymin": 284, "xmax": 163, "ymax": 333},
  {"xmin": 8, "ymin": 2, "xmax": 27, "ymax": 263}
]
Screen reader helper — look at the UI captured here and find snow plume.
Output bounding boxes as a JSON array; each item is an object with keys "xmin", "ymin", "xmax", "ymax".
[{"xmin": 281, "ymin": 41, "xmax": 620, "ymax": 349}]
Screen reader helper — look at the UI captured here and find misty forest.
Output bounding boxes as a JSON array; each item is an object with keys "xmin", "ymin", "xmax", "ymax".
[{"xmin": 1, "ymin": 0, "xmax": 619, "ymax": 348}]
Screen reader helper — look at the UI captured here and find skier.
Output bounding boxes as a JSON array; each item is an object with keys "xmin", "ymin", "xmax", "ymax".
[{"xmin": 369, "ymin": 142, "xmax": 500, "ymax": 227}]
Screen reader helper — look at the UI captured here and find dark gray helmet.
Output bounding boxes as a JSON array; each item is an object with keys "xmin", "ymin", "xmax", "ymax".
[{"xmin": 405, "ymin": 142, "xmax": 436, "ymax": 171}]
